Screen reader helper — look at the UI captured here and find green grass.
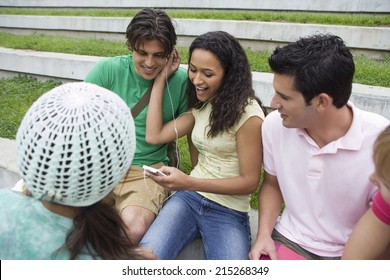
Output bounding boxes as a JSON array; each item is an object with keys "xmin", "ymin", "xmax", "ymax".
[
  {"xmin": 1, "ymin": 8, "xmax": 389, "ymax": 27},
  {"xmin": 0, "ymin": 76, "xmax": 61, "ymax": 139},
  {"xmin": 1, "ymin": 32, "xmax": 389, "ymax": 87},
  {"xmin": 353, "ymin": 55, "xmax": 390, "ymax": 87},
  {"xmin": 0, "ymin": 32, "xmax": 129, "ymax": 57}
]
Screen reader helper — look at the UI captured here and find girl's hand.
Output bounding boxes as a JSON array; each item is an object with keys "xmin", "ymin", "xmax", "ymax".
[
  {"xmin": 155, "ymin": 48, "xmax": 181, "ymax": 83},
  {"xmin": 145, "ymin": 165, "xmax": 189, "ymax": 191},
  {"xmin": 167, "ymin": 48, "xmax": 181, "ymax": 76}
]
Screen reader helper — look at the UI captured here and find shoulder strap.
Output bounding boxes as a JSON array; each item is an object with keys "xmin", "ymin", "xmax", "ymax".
[{"xmin": 131, "ymin": 83, "xmax": 153, "ymax": 118}]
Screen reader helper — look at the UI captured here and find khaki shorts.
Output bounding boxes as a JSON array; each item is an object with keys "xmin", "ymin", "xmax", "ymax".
[{"xmin": 104, "ymin": 163, "xmax": 170, "ymax": 215}]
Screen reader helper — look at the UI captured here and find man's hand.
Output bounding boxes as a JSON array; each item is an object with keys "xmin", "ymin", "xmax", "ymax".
[{"xmin": 249, "ymin": 236, "xmax": 278, "ymax": 260}]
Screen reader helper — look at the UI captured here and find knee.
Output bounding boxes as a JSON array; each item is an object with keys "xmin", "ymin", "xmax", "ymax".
[
  {"xmin": 121, "ymin": 209, "xmax": 155, "ymax": 245},
  {"xmin": 127, "ymin": 221, "xmax": 151, "ymax": 245}
]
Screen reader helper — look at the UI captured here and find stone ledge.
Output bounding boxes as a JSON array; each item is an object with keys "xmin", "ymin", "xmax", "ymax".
[
  {"xmin": 1, "ymin": 0, "xmax": 388, "ymax": 13},
  {"xmin": 1, "ymin": 15, "xmax": 389, "ymax": 55},
  {"xmin": 1, "ymin": 47, "xmax": 389, "ymax": 119},
  {"xmin": 0, "ymin": 137, "xmax": 19, "ymax": 173}
]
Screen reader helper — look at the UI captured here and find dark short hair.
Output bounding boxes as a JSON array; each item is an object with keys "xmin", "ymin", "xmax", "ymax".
[
  {"xmin": 126, "ymin": 8, "xmax": 177, "ymax": 57},
  {"xmin": 269, "ymin": 34, "xmax": 355, "ymax": 108}
]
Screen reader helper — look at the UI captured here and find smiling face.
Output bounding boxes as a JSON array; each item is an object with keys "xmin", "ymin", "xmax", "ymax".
[
  {"xmin": 132, "ymin": 39, "xmax": 167, "ymax": 80},
  {"xmin": 188, "ymin": 49, "xmax": 225, "ymax": 102},
  {"xmin": 270, "ymin": 73, "xmax": 317, "ymax": 129}
]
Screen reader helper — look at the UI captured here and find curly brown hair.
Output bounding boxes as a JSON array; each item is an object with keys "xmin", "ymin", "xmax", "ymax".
[{"xmin": 187, "ymin": 31, "xmax": 266, "ymax": 137}]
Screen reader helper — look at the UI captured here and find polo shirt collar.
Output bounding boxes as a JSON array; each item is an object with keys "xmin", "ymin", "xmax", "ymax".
[
  {"xmin": 298, "ymin": 101, "xmax": 362, "ymax": 153},
  {"xmin": 335, "ymin": 101, "xmax": 362, "ymax": 151}
]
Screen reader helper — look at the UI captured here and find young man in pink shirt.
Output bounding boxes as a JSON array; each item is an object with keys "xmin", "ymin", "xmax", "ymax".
[{"xmin": 249, "ymin": 34, "xmax": 389, "ymax": 260}]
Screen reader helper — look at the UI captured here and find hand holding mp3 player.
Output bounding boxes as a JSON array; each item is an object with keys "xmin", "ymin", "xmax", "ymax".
[{"xmin": 142, "ymin": 165, "xmax": 167, "ymax": 177}]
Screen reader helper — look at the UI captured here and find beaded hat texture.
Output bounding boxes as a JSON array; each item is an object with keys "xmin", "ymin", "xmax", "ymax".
[{"xmin": 16, "ymin": 82, "xmax": 136, "ymax": 207}]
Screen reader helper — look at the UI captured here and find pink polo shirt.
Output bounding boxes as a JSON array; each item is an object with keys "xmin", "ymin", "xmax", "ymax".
[{"xmin": 262, "ymin": 102, "xmax": 389, "ymax": 257}]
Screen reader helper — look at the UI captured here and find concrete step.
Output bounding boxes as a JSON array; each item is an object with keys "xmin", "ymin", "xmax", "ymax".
[
  {"xmin": 0, "ymin": 167, "xmax": 21, "ymax": 190},
  {"xmin": 0, "ymin": 137, "xmax": 19, "ymax": 174},
  {"xmin": 1, "ymin": 0, "xmax": 388, "ymax": 13},
  {"xmin": 1, "ymin": 15, "xmax": 389, "ymax": 57},
  {"xmin": 1, "ymin": 47, "xmax": 389, "ymax": 119}
]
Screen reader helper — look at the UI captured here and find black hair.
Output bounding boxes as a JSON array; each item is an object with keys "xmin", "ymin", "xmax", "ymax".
[
  {"xmin": 268, "ymin": 33, "xmax": 355, "ymax": 108},
  {"xmin": 126, "ymin": 8, "xmax": 177, "ymax": 58}
]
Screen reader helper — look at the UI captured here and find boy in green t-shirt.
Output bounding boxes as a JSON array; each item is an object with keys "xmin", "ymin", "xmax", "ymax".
[{"xmin": 85, "ymin": 8, "xmax": 188, "ymax": 245}]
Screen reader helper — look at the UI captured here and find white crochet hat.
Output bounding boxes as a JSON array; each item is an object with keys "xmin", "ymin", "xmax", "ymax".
[{"xmin": 16, "ymin": 82, "xmax": 135, "ymax": 207}]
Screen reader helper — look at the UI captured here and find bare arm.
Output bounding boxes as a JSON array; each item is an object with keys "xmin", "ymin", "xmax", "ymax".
[
  {"xmin": 147, "ymin": 116, "xmax": 263, "ymax": 195},
  {"xmin": 249, "ymin": 171, "xmax": 284, "ymax": 260},
  {"xmin": 342, "ymin": 208, "xmax": 390, "ymax": 259},
  {"xmin": 145, "ymin": 50, "xmax": 194, "ymax": 145}
]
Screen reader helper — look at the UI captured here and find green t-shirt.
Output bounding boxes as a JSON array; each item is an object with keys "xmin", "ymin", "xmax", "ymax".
[{"xmin": 85, "ymin": 55, "xmax": 188, "ymax": 166}]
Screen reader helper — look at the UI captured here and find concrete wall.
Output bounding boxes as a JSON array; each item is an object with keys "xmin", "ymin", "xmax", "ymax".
[
  {"xmin": 1, "ymin": 0, "xmax": 389, "ymax": 13},
  {"xmin": 1, "ymin": 47, "xmax": 389, "ymax": 119},
  {"xmin": 1, "ymin": 15, "xmax": 389, "ymax": 59}
]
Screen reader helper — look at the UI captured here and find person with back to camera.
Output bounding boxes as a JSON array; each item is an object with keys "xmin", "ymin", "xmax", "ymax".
[
  {"xmin": 0, "ymin": 82, "xmax": 156, "ymax": 260},
  {"xmin": 342, "ymin": 125, "xmax": 390, "ymax": 260},
  {"xmin": 84, "ymin": 8, "xmax": 188, "ymax": 245},
  {"xmin": 140, "ymin": 31, "xmax": 267, "ymax": 260},
  {"xmin": 248, "ymin": 34, "xmax": 390, "ymax": 260}
]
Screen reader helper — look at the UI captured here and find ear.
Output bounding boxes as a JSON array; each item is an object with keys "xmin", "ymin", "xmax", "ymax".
[
  {"xmin": 316, "ymin": 93, "xmax": 332, "ymax": 112},
  {"xmin": 165, "ymin": 52, "xmax": 172, "ymax": 64}
]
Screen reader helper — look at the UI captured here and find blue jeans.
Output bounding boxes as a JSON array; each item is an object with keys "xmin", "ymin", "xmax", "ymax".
[{"xmin": 140, "ymin": 191, "xmax": 251, "ymax": 260}]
